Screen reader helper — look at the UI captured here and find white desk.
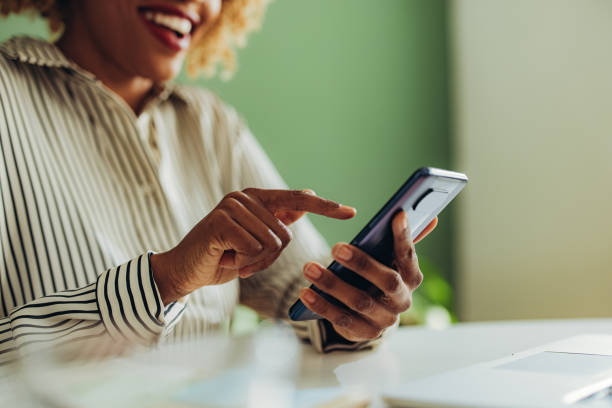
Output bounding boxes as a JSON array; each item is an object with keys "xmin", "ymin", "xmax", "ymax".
[
  {"xmin": 297, "ymin": 319, "xmax": 612, "ymax": 405},
  {"xmin": 7, "ymin": 319, "xmax": 612, "ymax": 407}
]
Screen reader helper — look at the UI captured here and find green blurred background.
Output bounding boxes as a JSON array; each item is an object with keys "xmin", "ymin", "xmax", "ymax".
[{"xmin": 0, "ymin": 0, "xmax": 454, "ymax": 326}]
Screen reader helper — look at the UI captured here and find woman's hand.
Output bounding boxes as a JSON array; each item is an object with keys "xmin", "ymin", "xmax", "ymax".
[
  {"xmin": 151, "ymin": 188, "xmax": 356, "ymax": 304},
  {"xmin": 299, "ymin": 211, "xmax": 437, "ymax": 342}
]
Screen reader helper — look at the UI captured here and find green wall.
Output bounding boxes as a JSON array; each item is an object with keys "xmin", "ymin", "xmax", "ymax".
[
  {"xmin": 186, "ymin": 0, "xmax": 453, "ymax": 281},
  {"xmin": 0, "ymin": 0, "xmax": 453, "ymax": 289}
]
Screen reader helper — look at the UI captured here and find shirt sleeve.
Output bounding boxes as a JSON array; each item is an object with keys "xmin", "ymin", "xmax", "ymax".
[
  {"xmin": 214, "ymin": 101, "xmax": 387, "ymax": 353},
  {"xmin": 0, "ymin": 252, "xmax": 185, "ymax": 364}
]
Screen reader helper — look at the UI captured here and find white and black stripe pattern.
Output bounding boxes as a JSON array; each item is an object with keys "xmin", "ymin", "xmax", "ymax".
[{"xmin": 0, "ymin": 36, "xmax": 377, "ymax": 364}]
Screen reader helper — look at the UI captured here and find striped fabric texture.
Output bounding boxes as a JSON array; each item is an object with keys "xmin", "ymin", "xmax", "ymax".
[{"xmin": 0, "ymin": 37, "xmax": 379, "ymax": 364}]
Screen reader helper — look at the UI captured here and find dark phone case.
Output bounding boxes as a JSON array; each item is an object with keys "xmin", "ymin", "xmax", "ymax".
[{"xmin": 288, "ymin": 167, "xmax": 467, "ymax": 321}]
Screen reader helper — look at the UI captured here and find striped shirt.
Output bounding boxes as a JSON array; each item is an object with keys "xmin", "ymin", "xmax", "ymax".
[{"xmin": 0, "ymin": 36, "xmax": 379, "ymax": 364}]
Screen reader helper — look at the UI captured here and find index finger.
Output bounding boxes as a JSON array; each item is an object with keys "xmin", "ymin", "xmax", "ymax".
[{"xmin": 244, "ymin": 189, "xmax": 356, "ymax": 220}]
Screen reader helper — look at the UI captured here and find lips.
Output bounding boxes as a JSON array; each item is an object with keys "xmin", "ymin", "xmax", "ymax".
[{"xmin": 138, "ymin": 4, "xmax": 201, "ymax": 52}]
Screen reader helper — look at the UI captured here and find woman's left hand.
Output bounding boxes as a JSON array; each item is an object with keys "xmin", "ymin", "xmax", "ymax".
[{"xmin": 299, "ymin": 211, "xmax": 437, "ymax": 342}]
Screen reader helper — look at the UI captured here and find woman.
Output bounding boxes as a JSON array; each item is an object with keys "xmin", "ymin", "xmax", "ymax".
[{"xmin": 0, "ymin": 0, "xmax": 437, "ymax": 364}]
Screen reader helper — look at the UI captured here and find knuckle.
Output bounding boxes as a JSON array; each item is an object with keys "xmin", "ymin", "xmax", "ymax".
[
  {"xmin": 281, "ymin": 232, "xmax": 292, "ymax": 247},
  {"xmin": 314, "ymin": 298, "xmax": 328, "ymax": 315},
  {"xmin": 304, "ymin": 291, "xmax": 320, "ymax": 308},
  {"xmin": 387, "ymin": 302, "xmax": 403, "ymax": 315},
  {"xmin": 400, "ymin": 296, "xmax": 413, "ymax": 312},
  {"xmin": 215, "ymin": 209, "xmax": 232, "ymax": 222},
  {"xmin": 397, "ymin": 245, "xmax": 415, "ymax": 264},
  {"xmin": 318, "ymin": 271, "xmax": 337, "ymax": 291},
  {"xmin": 411, "ymin": 270, "xmax": 424, "ymax": 289},
  {"xmin": 224, "ymin": 191, "xmax": 243, "ymax": 203},
  {"xmin": 232, "ymin": 191, "xmax": 250, "ymax": 202},
  {"xmin": 381, "ymin": 314, "xmax": 397, "ymax": 329},
  {"xmin": 242, "ymin": 187, "xmax": 257, "ymax": 196},
  {"xmin": 378, "ymin": 294, "xmax": 393, "ymax": 307},
  {"xmin": 360, "ymin": 325, "xmax": 382, "ymax": 340},
  {"xmin": 289, "ymin": 191, "xmax": 305, "ymax": 209},
  {"xmin": 353, "ymin": 295, "xmax": 375, "ymax": 314},
  {"xmin": 384, "ymin": 304, "xmax": 398, "ymax": 315},
  {"xmin": 280, "ymin": 238, "xmax": 291, "ymax": 250},
  {"xmin": 353, "ymin": 254, "xmax": 370, "ymax": 271},
  {"xmin": 384, "ymin": 272, "xmax": 403, "ymax": 294},
  {"xmin": 276, "ymin": 224, "xmax": 293, "ymax": 246},
  {"xmin": 369, "ymin": 327, "xmax": 384, "ymax": 339},
  {"xmin": 269, "ymin": 235, "xmax": 283, "ymax": 251},
  {"xmin": 249, "ymin": 240, "xmax": 264, "ymax": 254},
  {"xmin": 334, "ymin": 313, "xmax": 353, "ymax": 329},
  {"xmin": 223, "ymin": 197, "xmax": 242, "ymax": 211},
  {"xmin": 385, "ymin": 295, "xmax": 411, "ymax": 315}
]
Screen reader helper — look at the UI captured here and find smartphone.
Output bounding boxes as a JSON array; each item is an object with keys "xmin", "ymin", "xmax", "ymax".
[{"xmin": 288, "ymin": 167, "xmax": 468, "ymax": 321}]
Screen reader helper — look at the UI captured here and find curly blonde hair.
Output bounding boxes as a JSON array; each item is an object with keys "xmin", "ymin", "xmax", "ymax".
[{"xmin": 0, "ymin": 0, "xmax": 272, "ymax": 78}]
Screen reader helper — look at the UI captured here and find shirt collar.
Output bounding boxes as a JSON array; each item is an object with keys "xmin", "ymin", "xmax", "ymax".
[
  {"xmin": 0, "ymin": 36, "xmax": 192, "ymax": 105},
  {"xmin": 0, "ymin": 36, "xmax": 74, "ymax": 69}
]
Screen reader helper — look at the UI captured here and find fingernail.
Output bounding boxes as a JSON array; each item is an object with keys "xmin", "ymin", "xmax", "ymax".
[
  {"xmin": 335, "ymin": 245, "xmax": 353, "ymax": 261},
  {"xmin": 304, "ymin": 263, "xmax": 322, "ymax": 280},
  {"xmin": 402, "ymin": 213, "xmax": 409, "ymax": 231},
  {"xmin": 302, "ymin": 289, "xmax": 316, "ymax": 304}
]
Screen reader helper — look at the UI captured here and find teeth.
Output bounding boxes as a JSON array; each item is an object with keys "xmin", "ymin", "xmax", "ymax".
[{"xmin": 144, "ymin": 11, "xmax": 192, "ymax": 35}]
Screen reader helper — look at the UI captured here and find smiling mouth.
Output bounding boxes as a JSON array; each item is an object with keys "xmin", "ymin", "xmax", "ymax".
[
  {"xmin": 142, "ymin": 9, "xmax": 193, "ymax": 38},
  {"xmin": 137, "ymin": 5, "xmax": 201, "ymax": 50}
]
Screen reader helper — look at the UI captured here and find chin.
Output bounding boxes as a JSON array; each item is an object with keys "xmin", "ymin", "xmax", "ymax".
[{"xmin": 138, "ymin": 56, "xmax": 185, "ymax": 82}]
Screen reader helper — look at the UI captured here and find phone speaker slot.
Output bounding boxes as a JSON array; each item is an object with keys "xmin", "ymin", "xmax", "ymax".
[{"xmin": 412, "ymin": 188, "xmax": 434, "ymax": 210}]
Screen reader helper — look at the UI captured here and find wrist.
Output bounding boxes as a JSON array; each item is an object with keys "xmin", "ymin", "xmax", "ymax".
[{"xmin": 150, "ymin": 250, "xmax": 184, "ymax": 305}]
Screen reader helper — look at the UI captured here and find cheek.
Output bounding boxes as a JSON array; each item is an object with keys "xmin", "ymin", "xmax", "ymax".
[
  {"xmin": 82, "ymin": 1, "xmax": 187, "ymax": 80},
  {"xmin": 82, "ymin": 2, "xmax": 142, "ymax": 62},
  {"xmin": 82, "ymin": 1, "xmax": 133, "ymax": 44}
]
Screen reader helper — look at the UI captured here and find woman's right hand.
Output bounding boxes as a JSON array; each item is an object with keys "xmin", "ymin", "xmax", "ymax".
[{"xmin": 151, "ymin": 188, "xmax": 356, "ymax": 304}]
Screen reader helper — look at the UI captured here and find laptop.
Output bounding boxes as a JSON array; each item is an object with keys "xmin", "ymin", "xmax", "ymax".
[{"xmin": 383, "ymin": 335, "xmax": 612, "ymax": 407}]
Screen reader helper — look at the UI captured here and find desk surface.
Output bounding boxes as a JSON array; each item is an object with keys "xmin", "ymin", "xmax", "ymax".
[
  {"xmin": 298, "ymin": 318, "xmax": 612, "ymax": 404},
  {"xmin": 7, "ymin": 318, "xmax": 612, "ymax": 407}
]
